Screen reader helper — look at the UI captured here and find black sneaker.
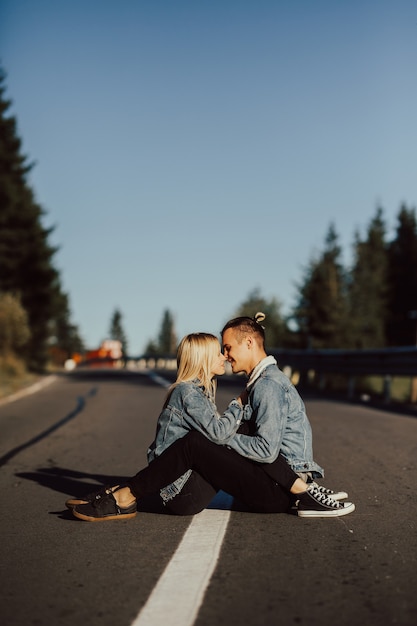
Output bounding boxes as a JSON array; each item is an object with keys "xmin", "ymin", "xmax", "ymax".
[
  {"xmin": 308, "ymin": 481, "xmax": 348, "ymax": 501},
  {"xmin": 65, "ymin": 485, "xmax": 119, "ymax": 509},
  {"xmin": 72, "ymin": 491, "xmax": 137, "ymax": 522},
  {"xmin": 297, "ymin": 485, "xmax": 355, "ymax": 518}
]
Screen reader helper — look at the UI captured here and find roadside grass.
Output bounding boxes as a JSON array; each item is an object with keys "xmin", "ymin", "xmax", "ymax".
[
  {"xmin": 357, "ymin": 375, "xmax": 413, "ymax": 403},
  {"xmin": 311, "ymin": 372, "xmax": 416, "ymax": 405},
  {"xmin": 0, "ymin": 354, "xmax": 43, "ymax": 400}
]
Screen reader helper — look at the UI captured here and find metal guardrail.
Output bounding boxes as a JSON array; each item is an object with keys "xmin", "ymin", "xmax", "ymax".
[
  {"xmin": 76, "ymin": 355, "xmax": 178, "ymax": 371},
  {"xmin": 80, "ymin": 347, "xmax": 417, "ymax": 377},
  {"xmin": 270, "ymin": 346, "xmax": 417, "ymax": 404},
  {"xmin": 77, "ymin": 347, "xmax": 417, "ymax": 403},
  {"xmin": 270, "ymin": 346, "xmax": 417, "ymax": 377}
]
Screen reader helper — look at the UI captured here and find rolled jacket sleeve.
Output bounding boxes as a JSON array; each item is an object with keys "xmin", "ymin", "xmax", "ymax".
[{"xmin": 182, "ymin": 387, "xmax": 243, "ymax": 444}]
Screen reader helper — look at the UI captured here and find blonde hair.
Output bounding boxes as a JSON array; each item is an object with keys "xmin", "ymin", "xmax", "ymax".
[{"xmin": 167, "ymin": 333, "xmax": 221, "ymax": 402}]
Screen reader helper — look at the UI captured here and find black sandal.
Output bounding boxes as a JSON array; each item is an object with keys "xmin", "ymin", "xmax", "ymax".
[
  {"xmin": 72, "ymin": 491, "xmax": 137, "ymax": 522},
  {"xmin": 65, "ymin": 484, "xmax": 119, "ymax": 509}
]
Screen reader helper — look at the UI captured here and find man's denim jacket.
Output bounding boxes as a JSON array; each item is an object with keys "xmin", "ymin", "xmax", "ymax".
[
  {"xmin": 147, "ymin": 380, "xmax": 243, "ymax": 502},
  {"xmin": 226, "ymin": 363, "xmax": 324, "ymax": 478}
]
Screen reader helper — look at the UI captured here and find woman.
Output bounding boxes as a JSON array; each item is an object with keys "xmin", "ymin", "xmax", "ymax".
[
  {"xmin": 66, "ymin": 333, "xmax": 242, "ymax": 514},
  {"xmin": 146, "ymin": 332, "xmax": 242, "ymax": 514},
  {"xmin": 69, "ymin": 333, "xmax": 355, "ymax": 520}
]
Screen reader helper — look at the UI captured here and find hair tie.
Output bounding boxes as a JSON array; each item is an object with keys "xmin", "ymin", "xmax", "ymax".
[{"xmin": 254, "ymin": 312, "xmax": 266, "ymax": 328}]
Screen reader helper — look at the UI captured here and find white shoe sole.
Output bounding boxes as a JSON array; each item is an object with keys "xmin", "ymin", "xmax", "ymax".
[{"xmin": 298, "ymin": 502, "xmax": 355, "ymax": 518}]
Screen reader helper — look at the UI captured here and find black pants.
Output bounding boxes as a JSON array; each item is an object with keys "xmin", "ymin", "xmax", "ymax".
[
  {"xmin": 128, "ymin": 431, "xmax": 297, "ymax": 514},
  {"xmin": 165, "ymin": 471, "xmax": 217, "ymax": 515}
]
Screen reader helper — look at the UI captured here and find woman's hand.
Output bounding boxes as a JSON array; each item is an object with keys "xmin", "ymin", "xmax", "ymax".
[{"xmin": 238, "ymin": 389, "xmax": 248, "ymax": 406}]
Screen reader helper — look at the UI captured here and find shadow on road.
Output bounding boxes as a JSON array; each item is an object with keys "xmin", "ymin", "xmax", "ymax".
[
  {"xmin": 0, "ymin": 388, "xmax": 98, "ymax": 468},
  {"xmin": 16, "ymin": 465, "xmax": 248, "ymax": 520},
  {"xmin": 15, "ymin": 465, "xmax": 166, "ymax": 517}
]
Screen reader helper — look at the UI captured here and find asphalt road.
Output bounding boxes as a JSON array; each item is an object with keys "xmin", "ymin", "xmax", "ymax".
[{"xmin": 0, "ymin": 369, "xmax": 416, "ymax": 626}]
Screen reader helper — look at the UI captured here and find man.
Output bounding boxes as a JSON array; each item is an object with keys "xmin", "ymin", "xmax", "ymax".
[{"xmin": 221, "ymin": 313, "xmax": 348, "ymax": 501}]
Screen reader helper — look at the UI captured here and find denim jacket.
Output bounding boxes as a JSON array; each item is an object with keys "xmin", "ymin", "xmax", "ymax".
[
  {"xmin": 147, "ymin": 380, "xmax": 243, "ymax": 501},
  {"xmin": 226, "ymin": 362, "xmax": 324, "ymax": 478}
]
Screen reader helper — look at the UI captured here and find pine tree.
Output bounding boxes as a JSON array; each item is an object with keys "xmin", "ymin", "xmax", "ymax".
[
  {"xmin": 109, "ymin": 308, "xmax": 128, "ymax": 356},
  {"xmin": 0, "ymin": 67, "xmax": 80, "ymax": 369},
  {"xmin": 231, "ymin": 287, "xmax": 291, "ymax": 348},
  {"xmin": 50, "ymin": 290, "xmax": 84, "ymax": 359},
  {"xmin": 348, "ymin": 207, "xmax": 388, "ymax": 348},
  {"xmin": 144, "ymin": 309, "xmax": 177, "ymax": 355},
  {"xmin": 386, "ymin": 205, "xmax": 417, "ymax": 346},
  {"xmin": 293, "ymin": 224, "xmax": 348, "ymax": 348},
  {"xmin": 157, "ymin": 309, "xmax": 177, "ymax": 354}
]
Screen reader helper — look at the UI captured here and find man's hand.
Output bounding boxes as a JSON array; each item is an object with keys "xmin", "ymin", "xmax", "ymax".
[{"xmin": 238, "ymin": 389, "xmax": 248, "ymax": 405}]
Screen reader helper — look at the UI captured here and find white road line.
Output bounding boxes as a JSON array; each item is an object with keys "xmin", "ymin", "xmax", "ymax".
[
  {"xmin": 131, "ymin": 509, "xmax": 231, "ymax": 626},
  {"xmin": 132, "ymin": 371, "xmax": 232, "ymax": 626},
  {"xmin": 145, "ymin": 371, "xmax": 172, "ymax": 389},
  {"xmin": 0, "ymin": 375, "xmax": 57, "ymax": 406}
]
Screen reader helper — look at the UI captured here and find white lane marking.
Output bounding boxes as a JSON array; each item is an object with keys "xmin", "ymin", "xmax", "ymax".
[
  {"xmin": 145, "ymin": 370, "xmax": 171, "ymax": 389},
  {"xmin": 133, "ymin": 370, "xmax": 232, "ymax": 626},
  {"xmin": 0, "ymin": 375, "xmax": 57, "ymax": 406},
  {"xmin": 131, "ymin": 509, "xmax": 231, "ymax": 626}
]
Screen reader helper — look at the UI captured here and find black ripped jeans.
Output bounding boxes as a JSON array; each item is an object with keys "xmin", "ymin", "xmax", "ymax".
[{"xmin": 127, "ymin": 431, "xmax": 298, "ymax": 515}]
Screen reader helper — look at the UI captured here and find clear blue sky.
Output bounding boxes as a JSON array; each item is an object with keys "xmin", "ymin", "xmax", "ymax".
[{"xmin": 1, "ymin": 0, "xmax": 416, "ymax": 354}]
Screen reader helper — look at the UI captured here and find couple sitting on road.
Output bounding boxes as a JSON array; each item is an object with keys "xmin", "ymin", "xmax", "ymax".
[{"xmin": 67, "ymin": 313, "xmax": 355, "ymax": 521}]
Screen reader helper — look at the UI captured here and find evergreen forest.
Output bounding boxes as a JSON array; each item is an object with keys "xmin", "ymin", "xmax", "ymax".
[{"xmin": 0, "ymin": 68, "xmax": 83, "ymax": 379}]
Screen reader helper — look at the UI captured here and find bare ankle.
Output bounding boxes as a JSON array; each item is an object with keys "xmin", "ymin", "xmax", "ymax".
[
  {"xmin": 114, "ymin": 487, "xmax": 136, "ymax": 507},
  {"xmin": 290, "ymin": 478, "xmax": 308, "ymax": 495}
]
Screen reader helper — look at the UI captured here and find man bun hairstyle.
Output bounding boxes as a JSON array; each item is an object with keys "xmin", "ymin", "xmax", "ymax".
[
  {"xmin": 254, "ymin": 311, "xmax": 266, "ymax": 326},
  {"xmin": 221, "ymin": 312, "xmax": 266, "ymax": 346}
]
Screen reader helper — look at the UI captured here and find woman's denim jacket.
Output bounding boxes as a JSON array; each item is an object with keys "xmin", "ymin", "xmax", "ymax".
[
  {"xmin": 226, "ymin": 363, "xmax": 324, "ymax": 478},
  {"xmin": 147, "ymin": 380, "xmax": 243, "ymax": 502}
]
